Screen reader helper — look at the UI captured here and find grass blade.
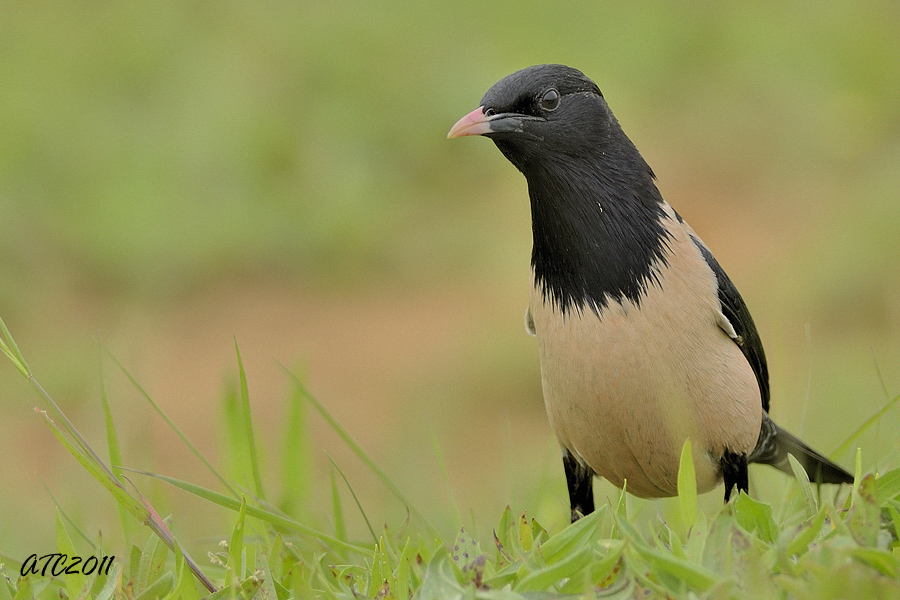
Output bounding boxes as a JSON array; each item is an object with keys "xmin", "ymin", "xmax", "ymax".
[
  {"xmin": 832, "ymin": 391, "xmax": 900, "ymax": 459},
  {"xmin": 254, "ymin": 545, "xmax": 278, "ymax": 600},
  {"xmin": 105, "ymin": 349, "xmax": 239, "ymax": 499},
  {"xmin": 56, "ymin": 508, "xmax": 87, "ymax": 600},
  {"xmin": 228, "ymin": 498, "xmax": 247, "ymax": 585},
  {"xmin": 539, "ymin": 506, "xmax": 603, "ymax": 563},
  {"xmin": 169, "ymin": 540, "xmax": 201, "ymax": 600},
  {"xmin": 279, "ymin": 364, "xmax": 441, "ymax": 540},
  {"xmin": 677, "ymin": 438, "xmax": 698, "ymax": 538},
  {"xmin": 787, "ymin": 452, "xmax": 817, "ymax": 517},
  {"xmin": 639, "ymin": 548, "xmax": 720, "ymax": 594},
  {"xmin": 733, "ymin": 493, "xmax": 778, "ymax": 544},
  {"xmin": 30, "ymin": 371, "xmax": 120, "ymax": 487},
  {"xmin": 41, "ymin": 483, "xmax": 95, "ymax": 549},
  {"xmin": 135, "ymin": 523, "xmax": 169, "ymax": 595},
  {"xmin": 203, "ymin": 576, "xmax": 263, "ymax": 600},
  {"xmin": 124, "ymin": 477, "xmax": 218, "ymax": 593},
  {"xmin": 39, "ymin": 409, "xmax": 149, "ymax": 524},
  {"xmin": 516, "ymin": 543, "xmax": 594, "ymax": 592},
  {"xmin": 123, "ymin": 468, "xmax": 370, "ymax": 556},
  {"xmin": 0, "ymin": 315, "xmax": 30, "ymax": 377},
  {"xmin": 96, "ymin": 560, "xmax": 123, "ymax": 600},
  {"xmin": 874, "ymin": 467, "xmax": 900, "ymax": 502},
  {"xmin": 326, "ymin": 453, "xmax": 378, "ymax": 544},
  {"xmin": 329, "ymin": 466, "xmax": 348, "ymax": 558},
  {"xmin": 785, "ymin": 505, "xmax": 827, "ymax": 557},
  {"xmin": 234, "ymin": 340, "xmax": 265, "ymax": 501},
  {"xmin": 100, "ymin": 352, "xmax": 132, "ymax": 550}
]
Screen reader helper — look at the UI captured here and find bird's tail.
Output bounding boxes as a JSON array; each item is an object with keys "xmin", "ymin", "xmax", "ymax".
[{"xmin": 748, "ymin": 414, "xmax": 853, "ymax": 485}]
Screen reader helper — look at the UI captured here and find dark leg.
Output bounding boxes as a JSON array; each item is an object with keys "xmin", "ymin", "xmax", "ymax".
[
  {"xmin": 720, "ymin": 450, "xmax": 748, "ymax": 502},
  {"xmin": 563, "ymin": 450, "xmax": 595, "ymax": 522}
]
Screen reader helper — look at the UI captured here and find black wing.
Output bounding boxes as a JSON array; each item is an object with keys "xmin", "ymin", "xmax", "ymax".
[
  {"xmin": 690, "ymin": 236, "xmax": 851, "ymax": 484},
  {"xmin": 690, "ymin": 236, "xmax": 771, "ymax": 413}
]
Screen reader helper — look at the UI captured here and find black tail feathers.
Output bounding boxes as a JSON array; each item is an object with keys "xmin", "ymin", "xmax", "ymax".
[{"xmin": 748, "ymin": 414, "xmax": 853, "ymax": 485}]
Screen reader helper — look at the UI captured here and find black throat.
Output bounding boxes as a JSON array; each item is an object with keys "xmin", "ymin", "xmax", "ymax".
[{"xmin": 524, "ymin": 153, "xmax": 673, "ymax": 316}]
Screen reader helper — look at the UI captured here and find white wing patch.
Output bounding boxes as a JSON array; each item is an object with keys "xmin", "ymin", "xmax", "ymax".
[
  {"xmin": 525, "ymin": 306, "xmax": 536, "ymax": 336},
  {"xmin": 716, "ymin": 309, "xmax": 743, "ymax": 345}
]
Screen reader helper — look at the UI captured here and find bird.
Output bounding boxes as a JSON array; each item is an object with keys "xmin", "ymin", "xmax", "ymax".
[{"xmin": 448, "ymin": 64, "xmax": 852, "ymax": 522}]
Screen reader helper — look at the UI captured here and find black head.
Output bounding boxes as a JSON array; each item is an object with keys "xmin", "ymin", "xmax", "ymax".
[
  {"xmin": 480, "ymin": 64, "xmax": 602, "ymax": 116},
  {"xmin": 449, "ymin": 65, "xmax": 625, "ymax": 174}
]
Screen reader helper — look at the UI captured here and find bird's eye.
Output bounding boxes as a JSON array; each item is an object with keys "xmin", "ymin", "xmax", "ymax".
[
  {"xmin": 484, "ymin": 107, "xmax": 496, "ymax": 117},
  {"xmin": 539, "ymin": 88, "xmax": 560, "ymax": 112}
]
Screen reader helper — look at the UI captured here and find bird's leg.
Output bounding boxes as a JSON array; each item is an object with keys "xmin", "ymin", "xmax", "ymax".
[
  {"xmin": 721, "ymin": 450, "xmax": 749, "ymax": 501},
  {"xmin": 563, "ymin": 449, "xmax": 595, "ymax": 522}
]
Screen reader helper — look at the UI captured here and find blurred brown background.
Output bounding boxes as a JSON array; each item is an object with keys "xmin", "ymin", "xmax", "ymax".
[{"xmin": 2, "ymin": 1, "xmax": 898, "ymax": 558}]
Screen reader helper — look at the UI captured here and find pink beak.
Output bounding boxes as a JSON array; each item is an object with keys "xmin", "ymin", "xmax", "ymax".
[{"xmin": 447, "ymin": 107, "xmax": 492, "ymax": 139}]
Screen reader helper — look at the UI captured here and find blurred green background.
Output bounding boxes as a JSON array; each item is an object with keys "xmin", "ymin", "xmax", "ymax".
[{"xmin": 2, "ymin": 1, "xmax": 898, "ymax": 558}]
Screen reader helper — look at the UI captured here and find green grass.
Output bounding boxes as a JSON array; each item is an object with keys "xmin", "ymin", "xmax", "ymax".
[{"xmin": 2, "ymin": 318, "xmax": 900, "ymax": 599}]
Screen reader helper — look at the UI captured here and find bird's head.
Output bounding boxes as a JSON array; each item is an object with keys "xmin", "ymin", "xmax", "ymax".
[
  {"xmin": 447, "ymin": 65, "xmax": 667, "ymax": 314},
  {"xmin": 448, "ymin": 64, "xmax": 619, "ymax": 175}
]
